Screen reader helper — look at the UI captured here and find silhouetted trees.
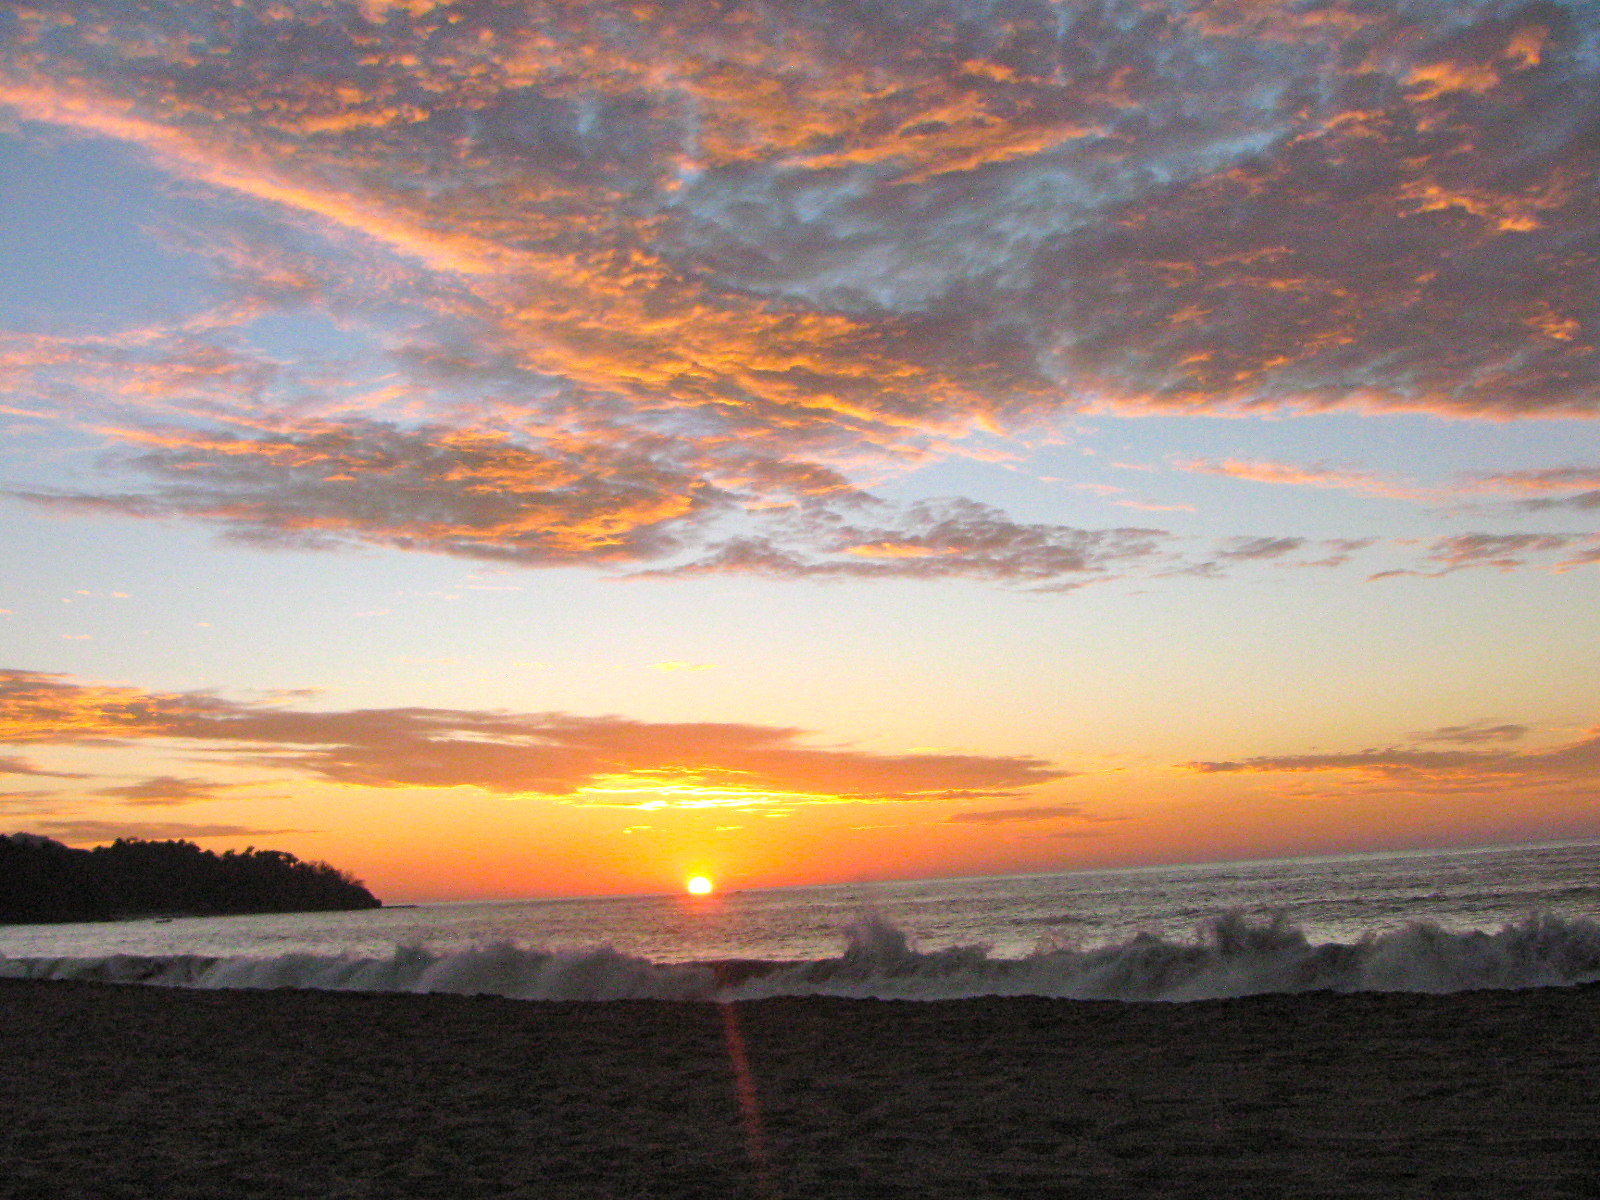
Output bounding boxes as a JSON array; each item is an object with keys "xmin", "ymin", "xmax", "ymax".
[{"xmin": 0, "ymin": 834, "xmax": 381, "ymax": 923}]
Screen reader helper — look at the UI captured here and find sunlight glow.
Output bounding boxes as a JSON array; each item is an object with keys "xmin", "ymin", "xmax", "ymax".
[
  {"xmin": 574, "ymin": 771, "xmax": 845, "ymax": 810},
  {"xmin": 686, "ymin": 875, "xmax": 714, "ymax": 895}
]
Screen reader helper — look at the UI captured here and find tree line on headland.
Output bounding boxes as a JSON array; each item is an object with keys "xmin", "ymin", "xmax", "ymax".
[{"xmin": 0, "ymin": 833, "xmax": 382, "ymax": 923}]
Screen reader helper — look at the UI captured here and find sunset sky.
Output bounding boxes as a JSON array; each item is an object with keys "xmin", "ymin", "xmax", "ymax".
[{"xmin": 2, "ymin": 0, "xmax": 1598, "ymax": 901}]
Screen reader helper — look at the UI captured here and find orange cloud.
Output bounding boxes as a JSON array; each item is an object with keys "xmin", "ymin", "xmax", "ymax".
[
  {"xmin": 1174, "ymin": 458, "xmax": 1433, "ymax": 500},
  {"xmin": 3, "ymin": 0, "xmax": 1599, "ymax": 596},
  {"xmin": 0, "ymin": 669, "xmax": 1073, "ymax": 805},
  {"xmin": 16, "ymin": 417, "xmax": 1197, "ymax": 584},
  {"xmin": 0, "ymin": 79, "xmax": 515, "ymax": 278},
  {"xmin": 2, "ymin": 0, "xmax": 1596, "ymax": 444}
]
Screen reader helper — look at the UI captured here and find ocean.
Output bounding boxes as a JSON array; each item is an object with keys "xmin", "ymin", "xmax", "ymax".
[{"xmin": 5, "ymin": 839, "xmax": 1600, "ymax": 1003}]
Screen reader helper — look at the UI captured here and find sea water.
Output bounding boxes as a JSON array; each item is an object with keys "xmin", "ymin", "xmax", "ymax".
[{"xmin": 4, "ymin": 839, "xmax": 1600, "ymax": 1002}]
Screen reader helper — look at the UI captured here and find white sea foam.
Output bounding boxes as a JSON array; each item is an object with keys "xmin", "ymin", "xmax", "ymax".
[{"xmin": 4, "ymin": 911, "xmax": 1600, "ymax": 1003}]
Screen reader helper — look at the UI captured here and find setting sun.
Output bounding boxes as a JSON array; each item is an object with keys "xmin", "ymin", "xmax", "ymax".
[{"xmin": 686, "ymin": 875, "xmax": 714, "ymax": 896}]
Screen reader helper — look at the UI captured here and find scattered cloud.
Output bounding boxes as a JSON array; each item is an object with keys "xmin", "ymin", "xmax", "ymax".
[
  {"xmin": 1375, "ymin": 532, "xmax": 1600, "ymax": 577},
  {"xmin": 15, "ymin": 421, "xmax": 1189, "ymax": 586},
  {"xmin": 6, "ymin": 0, "xmax": 1595, "ymax": 424},
  {"xmin": 1180, "ymin": 533, "xmax": 1374, "ymax": 576},
  {"xmin": 658, "ymin": 497, "xmax": 1172, "ymax": 587},
  {"xmin": 17, "ymin": 421, "xmax": 725, "ymax": 566},
  {"xmin": 1, "ymin": 1, "xmax": 1599, "ymax": 578},
  {"xmin": 1293, "ymin": 538, "xmax": 1381, "ymax": 569}
]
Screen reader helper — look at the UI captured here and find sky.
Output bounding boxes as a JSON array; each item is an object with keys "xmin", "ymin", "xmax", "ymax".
[{"xmin": 1, "ymin": 0, "xmax": 1598, "ymax": 902}]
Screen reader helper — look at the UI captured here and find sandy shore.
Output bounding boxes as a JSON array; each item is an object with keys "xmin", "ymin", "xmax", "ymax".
[{"xmin": 2, "ymin": 979, "xmax": 1597, "ymax": 1199}]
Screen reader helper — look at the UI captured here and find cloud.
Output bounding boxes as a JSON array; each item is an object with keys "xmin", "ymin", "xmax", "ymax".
[
  {"xmin": 0, "ymin": 669, "xmax": 226, "ymax": 744},
  {"xmin": 946, "ymin": 804, "xmax": 1106, "ymax": 824},
  {"xmin": 1465, "ymin": 466, "xmax": 1600, "ymax": 494},
  {"xmin": 1293, "ymin": 538, "xmax": 1381, "ymax": 569},
  {"xmin": 15, "ymin": 420, "xmax": 1186, "ymax": 585},
  {"xmin": 0, "ymin": 792, "xmax": 64, "ymax": 814},
  {"xmin": 1454, "ymin": 466, "xmax": 1600, "ymax": 518},
  {"xmin": 0, "ymin": 668, "xmax": 1072, "ymax": 805},
  {"xmin": 1366, "ymin": 531, "xmax": 1600, "ymax": 578},
  {"xmin": 1420, "ymin": 532, "xmax": 1598, "ymax": 572},
  {"xmin": 1181, "ymin": 724, "xmax": 1600, "ymax": 791},
  {"xmin": 1175, "ymin": 458, "xmax": 1432, "ymax": 500},
  {"xmin": 2, "ymin": 1, "xmax": 1599, "ymax": 578},
  {"xmin": 1511, "ymin": 491, "xmax": 1600, "ymax": 514},
  {"xmin": 0, "ymin": 755, "xmax": 78, "ymax": 779},
  {"xmin": 1408, "ymin": 721, "xmax": 1529, "ymax": 744},
  {"xmin": 657, "ymin": 497, "xmax": 1172, "ymax": 586},
  {"xmin": 1554, "ymin": 541, "xmax": 1600, "ymax": 569},
  {"xmin": 1215, "ymin": 536, "xmax": 1308, "ymax": 562},
  {"xmin": 18, "ymin": 420, "xmax": 725, "ymax": 565},
  {"xmin": 1179, "ymin": 533, "xmax": 1376, "ymax": 576},
  {"xmin": 1182, "ymin": 747, "xmax": 1504, "ymax": 779},
  {"xmin": 94, "ymin": 775, "xmax": 238, "ymax": 807}
]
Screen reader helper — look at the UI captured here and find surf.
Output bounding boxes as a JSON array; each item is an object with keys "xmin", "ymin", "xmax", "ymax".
[{"xmin": 6, "ymin": 910, "xmax": 1600, "ymax": 1003}]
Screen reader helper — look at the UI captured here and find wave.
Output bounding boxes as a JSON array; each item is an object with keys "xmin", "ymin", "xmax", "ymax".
[{"xmin": 5, "ymin": 911, "xmax": 1600, "ymax": 1003}]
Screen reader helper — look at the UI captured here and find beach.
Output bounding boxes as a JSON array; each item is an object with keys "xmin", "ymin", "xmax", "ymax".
[{"xmin": 2, "ymin": 979, "xmax": 1596, "ymax": 1198}]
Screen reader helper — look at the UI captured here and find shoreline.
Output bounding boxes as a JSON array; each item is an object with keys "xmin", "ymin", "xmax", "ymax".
[{"xmin": 3, "ymin": 978, "xmax": 1597, "ymax": 1198}]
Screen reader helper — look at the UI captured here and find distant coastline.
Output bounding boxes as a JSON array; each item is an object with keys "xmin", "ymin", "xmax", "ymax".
[{"xmin": 0, "ymin": 833, "xmax": 380, "ymax": 924}]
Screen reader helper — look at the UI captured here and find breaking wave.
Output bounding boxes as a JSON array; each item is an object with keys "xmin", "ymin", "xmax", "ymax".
[{"xmin": 5, "ymin": 911, "xmax": 1600, "ymax": 1003}]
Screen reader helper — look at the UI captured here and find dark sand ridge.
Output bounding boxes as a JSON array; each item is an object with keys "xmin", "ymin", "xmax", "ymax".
[{"xmin": 2, "ymin": 978, "xmax": 1597, "ymax": 1199}]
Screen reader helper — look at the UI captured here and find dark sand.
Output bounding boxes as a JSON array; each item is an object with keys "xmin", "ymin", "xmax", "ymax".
[{"xmin": 2, "ymin": 978, "xmax": 1598, "ymax": 1199}]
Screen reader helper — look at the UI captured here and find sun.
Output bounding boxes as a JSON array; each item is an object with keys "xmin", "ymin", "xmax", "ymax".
[{"xmin": 686, "ymin": 875, "xmax": 714, "ymax": 896}]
